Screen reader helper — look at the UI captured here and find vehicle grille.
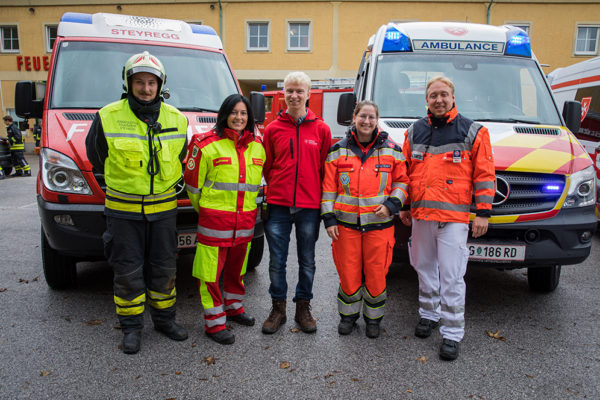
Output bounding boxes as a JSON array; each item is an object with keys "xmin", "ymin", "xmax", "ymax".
[
  {"xmin": 384, "ymin": 121, "xmax": 412, "ymax": 129},
  {"xmin": 63, "ymin": 112, "xmax": 96, "ymax": 120},
  {"xmin": 197, "ymin": 116, "xmax": 217, "ymax": 123},
  {"xmin": 514, "ymin": 126, "xmax": 560, "ymax": 135},
  {"xmin": 474, "ymin": 171, "xmax": 565, "ymax": 216}
]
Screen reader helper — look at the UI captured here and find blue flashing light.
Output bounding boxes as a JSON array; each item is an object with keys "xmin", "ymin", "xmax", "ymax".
[
  {"xmin": 543, "ymin": 184, "xmax": 562, "ymax": 193},
  {"xmin": 505, "ymin": 28, "xmax": 532, "ymax": 57},
  {"xmin": 190, "ymin": 24, "xmax": 217, "ymax": 36},
  {"xmin": 60, "ymin": 12, "xmax": 93, "ymax": 24},
  {"xmin": 382, "ymin": 26, "xmax": 412, "ymax": 53}
]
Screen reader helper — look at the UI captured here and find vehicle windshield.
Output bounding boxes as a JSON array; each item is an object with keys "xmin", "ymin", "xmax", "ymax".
[
  {"xmin": 50, "ymin": 41, "xmax": 239, "ymax": 111},
  {"xmin": 372, "ymin": 53, "xmax": 561, "ymax": 125}
]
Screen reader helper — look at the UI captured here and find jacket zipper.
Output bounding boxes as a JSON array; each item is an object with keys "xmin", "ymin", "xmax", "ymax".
[{"xmin": 293, "ymin": 124, "xmax": 300, "ymax": 207}]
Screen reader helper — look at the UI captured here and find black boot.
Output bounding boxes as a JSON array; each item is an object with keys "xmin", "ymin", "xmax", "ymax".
[
  {"xmin": 439, "ymin": 338, "xmax": 460, "ymax": 361},
  {"xmin": 365, "ymin": 318, "xmax": 381, "ymax": 339},
  {"xmin": 227, "ymin": 312, "xmax": 256, "ymax": 326},
  {"xmin": 154, "ymin": 320, "xmax": 188, "ymax": 341},
  {"xmin": 206, "ymin": 329, "xmax": 235, "ymax": 345},
  {"xmin": 122, "ymin": 331, "xmax": 142, "ymax": 354},
  {"xmin": 23, "ymin": 169, "xmax": 31, "ymax": 176},
  {"xmin": 338, "ymin": 314, "xmax": 358, "ymax": 335}
]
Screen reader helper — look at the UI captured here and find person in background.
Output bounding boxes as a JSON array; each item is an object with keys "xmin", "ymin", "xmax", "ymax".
[
  {"xmin": 85, "ymin": 51, "xmax": 188, "ymax": 354},
  {"xmin": 184, "ymin": 94, "xmax": 265, "ymax": 345},
  {"xmin": 400, "ymin": 76, "xmax": 495, "ymax": 361},
  {"xmin": 261, "ymin": 71, "xmax": 332, "ymax": 334},
  {"xmin": 33, "ymin": 121, "xmax": 41, "ymax": 147},
  {"xmin": 321, "ymin": 100, "xmax": 408, "ymax": 338},
  {"xmin": 2, "ymin": 115, "xmax": 31, "ymax": 177}
]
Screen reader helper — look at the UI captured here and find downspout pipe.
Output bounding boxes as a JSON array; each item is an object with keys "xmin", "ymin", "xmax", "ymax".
[
  {"xmin": 218, "ymin": 0, "xmax": 223, "ymax": 39},
  {"xmin": 486, "ymin": 0, "xmax": 494, "ymax": 25}
]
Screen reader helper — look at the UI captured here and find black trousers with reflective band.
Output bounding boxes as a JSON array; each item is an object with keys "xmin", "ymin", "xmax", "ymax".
[{"xmin": 103, "ymin": 215, "xmax": 178, "ymax": 332}]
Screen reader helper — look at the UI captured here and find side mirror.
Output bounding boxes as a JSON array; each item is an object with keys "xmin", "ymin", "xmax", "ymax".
[
  {"xmin": 250, "ymin": 91, "xmax": 265, "ymax": 123},
  {"xmin": 15, "ymin": 81, "xmax": 43, "ymax": 119},
  {"xmin": 337, "ymin": 92, "xmax": 356, "ymax": 126},
  {"xmin": 562, "ymin": 100, "xmax": 581, "ymax": 134}
]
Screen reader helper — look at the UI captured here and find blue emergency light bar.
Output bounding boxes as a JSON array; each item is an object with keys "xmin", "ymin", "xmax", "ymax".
[
  {"xmin": 505, "ymin": 28, "xmax": 532, "ymax": 57},
  {"xmin": 543, "ymin": 184, "xmax": 562, "ymax": 193},
  {"xmin": 190, "ymin": 24, "xmax": 217, "ymax": 36},
  {"xmin": 61, "ymin": 12, "xmax": 93, "ymax": 24},
  {"xmin": 382, "ymin": 26, "xmax": 412, "ymax": 52}
]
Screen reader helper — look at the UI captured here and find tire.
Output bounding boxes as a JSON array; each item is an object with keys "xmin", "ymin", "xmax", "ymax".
[
  {"xmin": 41, "ymin": 227, "xmax": 77, "ymax": 289},
  {"xmin": 528, "ymin": 265, "xmax": 561, "ymax": 293},
  {"xmin": 246, "ymin": 235, "xmax": 264, "ymax": 271}
]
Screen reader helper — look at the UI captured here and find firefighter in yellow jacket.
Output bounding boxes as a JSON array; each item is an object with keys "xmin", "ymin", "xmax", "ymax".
[
  {"xmin": 86, "ymin": 51, "xmax": 188, "ymax": 354},
  {"xmin": 184, "ymin": 94, "xmax": 265, "ymax": 345}
]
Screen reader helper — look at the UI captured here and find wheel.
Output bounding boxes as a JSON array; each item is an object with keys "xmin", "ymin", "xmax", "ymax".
[
  {"xmin": 246, "ymin": 235, "xmax": 264, "ymax": 271},
  {"xmin": 528, "ymin": 265, "xmax": 561, "ymax": 293},
  {"xmin": 41, "ymin": 227, "xmax": 77, "ymax": 289}
]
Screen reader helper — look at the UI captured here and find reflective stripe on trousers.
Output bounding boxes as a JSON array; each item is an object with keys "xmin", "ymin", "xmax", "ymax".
[{"xmin": 408, "ymin": 219, "xmax": 468, "ymax": 342}]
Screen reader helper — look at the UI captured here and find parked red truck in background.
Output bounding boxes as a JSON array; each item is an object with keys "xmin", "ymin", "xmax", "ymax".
[
  {"xmin": 15, "ymin": 12, "xmax": 266, "ymax": 289},
  {"xmin": 258, "ymin": 79, "xmax": 353, "ymax": 141}
]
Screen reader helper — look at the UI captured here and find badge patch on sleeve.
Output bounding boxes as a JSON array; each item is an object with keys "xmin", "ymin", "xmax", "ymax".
[
  {"xmin": 213, "ymin": 157, "xmax": 232, "ymax": 167},
  {"xmin": 191, "ymin": 145, "xmax": 199, "ymax": 158},
  {"xmin": 252, "ymin": 158, "xmax": 264, "ymax": 166},
  {"xmin": 412, "ymin": 151, "xmax": 424, "ymax": 161},
  {"xmin": 187, "ymin": 158, "xmax": 195, "ymax": 170},
  {"xmin": 453, "ymin": 150, "xmax": 461, "ymax": 163}
]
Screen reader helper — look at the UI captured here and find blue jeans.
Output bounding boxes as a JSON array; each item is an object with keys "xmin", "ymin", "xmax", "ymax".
[{"xmin": 264, "ymin": 205, "xmax": 320, "ymax": 302}]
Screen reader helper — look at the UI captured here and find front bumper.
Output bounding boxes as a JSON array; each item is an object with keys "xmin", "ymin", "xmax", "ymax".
[{"xmin": 393, "ymin": 206, "xmax": 597, "ymax": 267}]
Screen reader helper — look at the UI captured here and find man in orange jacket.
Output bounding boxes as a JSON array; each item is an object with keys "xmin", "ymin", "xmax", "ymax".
[{"xmin": 400, "ymin": 76, "xmax": 495, "ymax": 361}]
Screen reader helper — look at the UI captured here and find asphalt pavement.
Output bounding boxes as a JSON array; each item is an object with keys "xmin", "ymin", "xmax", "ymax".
[{"xmin": 0, "ymin": 154, "xmax": 599, "ymax": 399}]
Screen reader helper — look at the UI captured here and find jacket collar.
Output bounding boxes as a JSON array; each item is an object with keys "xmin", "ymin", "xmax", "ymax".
[
  {"xmin": 427, "ymin": 103, "xmax": 458, "ymax": 126},
  {"xmin": 222, "ymin": 127, "xmax": 254, "ymax": 147},
  {"xmin": 278, "ymin": 107, "xmax": 318, "ymax": 125}
]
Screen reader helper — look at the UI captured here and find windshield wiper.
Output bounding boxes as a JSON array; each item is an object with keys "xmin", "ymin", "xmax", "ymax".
[
  {"xmin": 476, "ymin": 118, "xmax": 541, "ymax": 124},
  {"xmin": 178, "ymin": 107, "xmax": 219, "ymax": 113}
]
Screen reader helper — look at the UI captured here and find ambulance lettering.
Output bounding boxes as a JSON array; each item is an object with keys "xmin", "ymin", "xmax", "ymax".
[
  {"xmin": 414, "ymin": 40, "xmax": 503, "ymax": 53},
  {"xmin": 110, "ymin": 28, "xmax": 180, "ymax": 40}
]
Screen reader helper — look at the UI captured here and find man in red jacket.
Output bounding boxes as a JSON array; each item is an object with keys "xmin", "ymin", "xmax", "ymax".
[{"xmin": 261, "ymin": 71, "xmax": 332, "ymax": 334}]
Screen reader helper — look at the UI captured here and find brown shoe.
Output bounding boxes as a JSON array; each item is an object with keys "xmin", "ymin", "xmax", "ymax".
[
  {"xmin": 262, "ymin": 300, "xmax": 286, "ymax": 334},
  {"xmin": 294, "ymin": 299, "xmax": 317, "ymax": 333}
]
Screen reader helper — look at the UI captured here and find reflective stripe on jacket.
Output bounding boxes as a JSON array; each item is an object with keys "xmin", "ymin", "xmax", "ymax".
[
  {"xmin": 402, "ymin": 106, "xmax": 495, "ymax": 224},
  {"xmin": 321, "ymin": 128, "xmax": 409, "ymax": 232},
  {"xmin": 99, "ymin": 99, "xmax": 187, "ymax": 218},
  {"xmin": 184, "ymin": 128, "xmax": 265, "ymax": 247},
  {"xmin": 6, "ymin": 123, "xmax": 24, "ymax": 150}
]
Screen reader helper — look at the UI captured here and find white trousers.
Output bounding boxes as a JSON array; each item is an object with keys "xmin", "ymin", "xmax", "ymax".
[{"xmin": 409, "ymin": 219, "xmax": 469, "ymax": 342}]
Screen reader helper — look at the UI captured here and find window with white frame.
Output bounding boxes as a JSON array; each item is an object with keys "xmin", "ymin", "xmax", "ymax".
[
  {"xmin": 46, "ymin": 25, "xmax": 57, "ymax": 52},
  {"xmin": 1, "ymin": 26, "xmax": 19, "ymax": 52},
  {"xmin": 247, "ymin": 22, "xmax": 269, "ymax": 51},
  {"xmin": 575, "ymin": 25, "xmax": 599, "ymax": 55},
  {"xmin": 288, "ymin": 21, "xmax": 310, "ymax": 51},
  {"xmin": 507, "ymin": 22, "xmax": 530, "ymax": 33}
]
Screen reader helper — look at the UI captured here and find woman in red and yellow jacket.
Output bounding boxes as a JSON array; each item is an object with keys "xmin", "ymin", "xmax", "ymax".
[
  {"xmin": 184, "ymin": 94, "xmax": 265, "ymax": 345},
  {"xmin": 321, "ymin": 100, "xmax": 409, "ymax": 338}
]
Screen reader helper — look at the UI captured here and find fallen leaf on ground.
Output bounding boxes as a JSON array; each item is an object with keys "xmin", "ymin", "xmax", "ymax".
[
  {"xmin": 485, "ymin": 329, "xmax": 506, "ymax": 341},
  {"xmin": 175, "ymin": 371, "xmax": 181, "ymax": 375},
  {"xmin": 352, "ymin": 378, "xmax": 360, "ymax": 382},
  {"xmin": 40, "ymin": 370, "xmax": 51, "ymax": 377},
  {"xmin": 199, "ymin": 377, "xmax": 208, "ymax": 381},
  {"xmin": 407, "ymin": 389, "xmax": 412, "ymax": 393},
  {"xmin": 289, "ymin": 327, "xmax": 300, "ymax": 333},
  {"xmin": 32, "ymin": 277, "xmax": 39, "ymax": 282},
  {"xmin": 415, "ymin": 355, "xmax": 427, "ymax": 363},
  {"xmin": 85, "ymin": 319, "xmax": 103, "ymax": 326},
  {"xmin": 0, "ymin": 288, "xmax": 7, "ymax": 292},
  {"xmin": 324, "ymin": 373, "xmax": 334, "ymax": 379},
  {"xmin": 525, "ymin": 374, "xmax": 533, "ymax": 378},
  {"xmin": 280, "ymin": 361, "xmax": 290, "ymax": 369},
  {"xmin": 135, "ymin": 374, "xmax": 141, "ymax": 379},
  {"xmin": 202, "ymin": 356, "xmax": 216, "ymax": 365},
  {"xmin": 289, "ymin": 368, "xmax": 296, "ymax": 372},
  {"xmin": 65, "ymin": 317, "xmax": 72, "ymax": 323},
  {"xmin": 263, "ymin": 346, "xmax": 270, "ymax": 350},
  {"xmin": 19, "ymin": 278, "xmax": 29, "ymax": 284}
]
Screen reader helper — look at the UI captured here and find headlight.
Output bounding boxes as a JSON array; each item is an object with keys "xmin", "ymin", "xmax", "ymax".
[
  {"xmin": 41, "ymin": 148, "xmax": 92, "ymax": 195},
  {"xmin": 563, "ymin": 165, "xmax": 596, "ymax": 208}
]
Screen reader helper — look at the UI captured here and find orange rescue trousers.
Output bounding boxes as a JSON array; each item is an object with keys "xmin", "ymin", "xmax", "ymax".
[{"xmin": 332, "ymin": 225, "xmax": 395, "ymax": 321}]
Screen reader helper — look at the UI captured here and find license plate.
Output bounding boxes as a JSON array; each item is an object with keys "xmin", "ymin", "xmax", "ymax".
[
  {"xmin": 177, "ymin": 232, "xmax": 197, "ymax": 249},
  {"xmin": 468, "ymin": 243, "xmax": 525, "ymax": 261}
]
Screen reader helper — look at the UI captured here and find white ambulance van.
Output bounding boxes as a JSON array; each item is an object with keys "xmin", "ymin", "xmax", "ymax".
[
  {"xmin": 548, "ymin": 56, "xmax": 600, "ymax": 218},
  {"xmin": 338, "ymin": 22, "xmax": 597, "ymax": 292},
  {"xmin": 15, "ymin": 13, "xmax": 265, "ymax": 289}
]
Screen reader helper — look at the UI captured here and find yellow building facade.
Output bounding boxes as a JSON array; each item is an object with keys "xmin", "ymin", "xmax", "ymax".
[{"xmin": 1, "ymin": 0, "xmax": 599, "ymax": 142}]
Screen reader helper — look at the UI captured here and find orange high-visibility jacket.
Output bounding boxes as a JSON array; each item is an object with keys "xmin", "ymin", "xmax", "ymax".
[
  {"xmin": 402, "ymin": 106, "xmax": 495, "ymax": 224},
  {"xmin": 184, "ymin": 128, "xmax": 265, "ymax": 247},
  {"xmin": 321, "ymin": 128, "xmax": 409, "ymax": 232}
]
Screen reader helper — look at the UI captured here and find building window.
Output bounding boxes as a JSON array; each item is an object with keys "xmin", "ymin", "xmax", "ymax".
[
  {"xmin": 1, "ymin": 26, "xmax": 19, "ymax": 52},
  {"xmin": 507, "ymin": 22, "xmax": 530, "ymax": 34},
  {"xmin": 46, "ymin": 25, "xmax": 58, "ymax": 52},
  {"xmin": 575, "ymin": 25, "xmax": 599, "ymax": 55},
  {"xmin": 247, "ymin": 22, "xmax": 269, "ymax": 51},
  {"xmin": 287, "ymin": 21, "xmax": 310, "ymax": 51}
]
